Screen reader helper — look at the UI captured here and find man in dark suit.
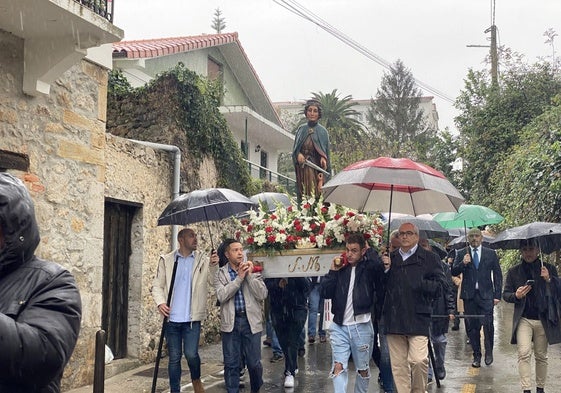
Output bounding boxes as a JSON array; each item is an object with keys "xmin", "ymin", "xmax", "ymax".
[{"xmin": 451, "ymin": 228, "xmax": 503, "ymax": 368}]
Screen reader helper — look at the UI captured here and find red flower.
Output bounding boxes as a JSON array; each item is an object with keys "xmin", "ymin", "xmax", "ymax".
[
  {"xmin": 321, "ymin": 206, "xmax": 328, "ymax": 214},
  {"xmin": 346, "ymin": 211, "xmax": 355, "ymax": 217},
  {"xmin": 267, "ymin": 235, "xmax": 276, "ymax": 243},
  {"xmin": 326, "ymin": 237, "xmax": 333, "ymax": 246},
  {"xmin": 270, "ymin": 214, "xmax": 277, "ymax": 220},
  {"xmin": 310, "ymin": 223, "xmax": 317, "ymax": 231},
  {"xmin": 309, "ymin": 235, "xmax": 316, "ymax": 243},
  {"xmin": 265, "ymin": 226, "xmax": 273, "ymax": 233},
  {"xmin": 364, "ymin": 233, "xmax": 372, "ymax": 239},
  {"xmin": 288, "ymin": 206, "xmax": 293, "ymax": 212},
  {"xmin": 334, "ymin": 214, "xmax": 342, "ymax": 220},
  {"xmin": 303, "ymin": 202, "xmax": 311, "ymax": 209},
  {"xmin": 247, "ymin": 237, "xmax": 255, "ymax": 244},
  {"xmin": 247, "ymin": 225, "xmax": 253, "ymax": 232},
  {"xmin": 240, "ymin": 219, "xmax": 249, "ymax": 225}
]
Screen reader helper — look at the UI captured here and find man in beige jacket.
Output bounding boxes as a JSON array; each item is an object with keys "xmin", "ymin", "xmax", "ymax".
[
  {"xmin": 152, "ymin": 228, "xmax": 218, "ymax": 393},
  {"xmin": 214, "ymin": 238, "xmax": 268, "ymax": 393}
]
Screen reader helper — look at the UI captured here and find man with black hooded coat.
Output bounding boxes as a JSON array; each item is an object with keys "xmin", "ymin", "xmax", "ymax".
[{"xmin": 0, "ymin": 172, "xmax": 82, "ymax": 393}]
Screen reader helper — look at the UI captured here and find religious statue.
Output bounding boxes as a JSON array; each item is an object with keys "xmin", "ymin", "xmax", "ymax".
[{"xmin": 292, "ymin": 99, "xmax": 331, "ymax": 201}]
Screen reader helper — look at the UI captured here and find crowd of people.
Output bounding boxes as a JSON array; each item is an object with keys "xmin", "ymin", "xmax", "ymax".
[
  {"xmin": 149, "ymin": 220, "xmax": 561, "ymax": 393},
  {"xmin": 146, "ymin": 99, "xmax": 561, "ymax": 393}
]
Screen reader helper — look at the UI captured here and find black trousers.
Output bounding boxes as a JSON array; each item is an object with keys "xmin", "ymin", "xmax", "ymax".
[{"xmin": 463, "ymin": 291, "xmax": 495, "ymax": 357}]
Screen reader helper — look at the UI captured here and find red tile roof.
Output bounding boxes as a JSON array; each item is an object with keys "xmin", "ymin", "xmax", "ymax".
[{"xmin": 112, "ymin": 32, "xmax": 240, "ymax": 59}]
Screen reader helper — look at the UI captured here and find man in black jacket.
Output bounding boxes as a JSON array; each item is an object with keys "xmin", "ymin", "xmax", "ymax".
[
  {"xmin": 381, "ymin": 223, "xmax": 444, "ymax": 393},
  {"xmin": 320, "ymin": 233, "xmax": 380, "ymax": 393},
  {"xmin": 0, "ymin": 173, "xmax": 82, "ymax": 392},
  {"xmin": 503, "ymin": 239, "xmax": 560, "ymax": 393}
]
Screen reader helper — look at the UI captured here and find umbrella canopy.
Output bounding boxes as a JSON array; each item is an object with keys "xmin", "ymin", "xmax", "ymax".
[
  {"xmin": 389, "ymin": 216, "xmax": 449, "ymax": 239},
  {"xmin": 322, "ymin": 157, "xmax": 464, "ymax": 216},
  {"xmin": 434, "ymin": 204, "xmax": 504, "ymax": 229},
  {"xmin": 448, "ymin": 233, "xmax": 495, "ymax": 250},
  {"xmin": 158, "ymin": 188, "xmax": 256, "ymax": 225},
  {"xmin": 489, "ymin": 222, "xmax": 561, "ymax": 254},
  {"xmin": 428, "ymin": 239, "xmax": 448, "ymax": 259},
  {"xmin": 250, "ymin": 192, "xmax": 292, "ymax": 213},
  {"xmin": 158, "ymin": 188, "xmax": 257, "ymax": 248}
]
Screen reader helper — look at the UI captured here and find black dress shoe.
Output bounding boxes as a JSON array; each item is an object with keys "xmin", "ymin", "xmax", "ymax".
[
  {"xmin": 471, "ymin": 358, "xmax": 481, "ymax": 368},
  {"xmin": 485, "ymin": 352, "xmax": 493, "ymax": 365}
]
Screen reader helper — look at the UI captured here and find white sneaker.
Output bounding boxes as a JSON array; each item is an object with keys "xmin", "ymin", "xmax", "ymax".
[{"xmin": 284, "ymin": 374, "xmax": 295, "ymax": 388}]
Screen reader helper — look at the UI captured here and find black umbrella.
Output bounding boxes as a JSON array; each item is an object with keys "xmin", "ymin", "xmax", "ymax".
[
  {"xmin": 389, "ymin": 216, "xmax": 449, "ymax": 239},
  {"xmin": 158, "ymin": 188, "xmax": 257, "ymax": 249},
  {"xmin": 448, "ymin": 233, "xmax": 494, "ymax": 250},
  {"xmin": 250, "ymin": 192, "xmax": 292, "ymax": 213},
  {"xmin": 489, "ymin": 222, "xmax": 561, "ymax": 254}
]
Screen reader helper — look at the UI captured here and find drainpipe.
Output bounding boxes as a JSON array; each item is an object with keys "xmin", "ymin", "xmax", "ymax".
[{"xmin": 129, "ymin": 139, "xmax": 181, "ymax": 250}]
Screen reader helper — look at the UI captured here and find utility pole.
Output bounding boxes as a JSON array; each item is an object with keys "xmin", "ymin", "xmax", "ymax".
[
  {"xmin": 485, "ymin": 24, "xmax": 498, "ymax": 86},
  {"xmin": 467, "ymin": 0, "xmax": 498, "ymax": 87}
]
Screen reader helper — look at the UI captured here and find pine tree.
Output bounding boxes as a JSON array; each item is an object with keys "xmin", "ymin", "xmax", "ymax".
[
  {"xmin": 366, "ymin": 59, "xmax": 430, "ymax": 159},
  {"xmin": 211, "ymin": 8, "xmax": 226, "ymax": 34}
]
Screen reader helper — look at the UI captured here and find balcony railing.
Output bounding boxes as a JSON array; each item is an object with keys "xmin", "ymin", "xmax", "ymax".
[
  {"xmin": 244, "ymin": 160, "xmax": 296, "ymax": 194},
  {"xmin": 75, "ymin": 0, "xmax": 114, "ymax": 22}
]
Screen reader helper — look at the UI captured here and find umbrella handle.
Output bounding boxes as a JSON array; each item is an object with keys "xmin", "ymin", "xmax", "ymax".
[{"xmin": 385, "ymin": 185, "xmax": 394, "ymax": 251}]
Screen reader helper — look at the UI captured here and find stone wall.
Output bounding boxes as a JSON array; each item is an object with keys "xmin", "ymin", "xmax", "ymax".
[
  {"xmin": 1, "ymin": 28, "xmax": 226, "ymax": 389},
  {"xmin": 1, "ymin": 30, "xmax": 108, "ymax": 389}
]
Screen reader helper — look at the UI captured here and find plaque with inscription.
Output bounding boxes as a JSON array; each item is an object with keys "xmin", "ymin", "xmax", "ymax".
[{"xmin": 248, "ymin": 248, "xmax": 343, "ymax": 278}]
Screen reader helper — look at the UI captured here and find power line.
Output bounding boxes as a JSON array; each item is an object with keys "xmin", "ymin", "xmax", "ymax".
[{"xmin": 272, "ymin": 0, "xmax": 455, "ymax": 104}]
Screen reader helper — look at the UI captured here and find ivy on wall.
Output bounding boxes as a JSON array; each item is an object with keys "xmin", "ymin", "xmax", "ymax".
[{"xmin": 108, "ymin": 64, "xmax": 253, "ymax": 195}]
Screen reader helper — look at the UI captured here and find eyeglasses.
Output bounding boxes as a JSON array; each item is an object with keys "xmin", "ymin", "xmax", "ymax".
[{"xmin": 398, "ymin": 231, "xmax": 417, "ymax": 237}]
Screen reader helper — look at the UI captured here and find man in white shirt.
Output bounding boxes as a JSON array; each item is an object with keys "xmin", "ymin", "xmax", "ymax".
[
  {"xmin": 320, "ymin": 233, "xmax": 381, "ymax": 393},
  {"xmin": 152, "ymin": 228, "xmax": 218, "ymax": 393}
]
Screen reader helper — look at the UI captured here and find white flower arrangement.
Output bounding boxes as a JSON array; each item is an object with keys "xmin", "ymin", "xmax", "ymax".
[{"xmin": 234, "ymin": 195, "xmax": 384, "ymax": 254}]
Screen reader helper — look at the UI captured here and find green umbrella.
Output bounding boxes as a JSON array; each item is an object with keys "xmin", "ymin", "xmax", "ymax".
[{"xmin": 433, "ymin": 204, "xmax": 504, "ymax": 229}]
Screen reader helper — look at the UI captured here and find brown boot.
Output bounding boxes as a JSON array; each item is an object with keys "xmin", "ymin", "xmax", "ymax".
[{"xmin": 192, "ymin": 379, "xmax": 205, "ymax": 393}]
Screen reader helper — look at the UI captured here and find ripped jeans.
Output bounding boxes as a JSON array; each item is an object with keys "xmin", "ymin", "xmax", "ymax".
[{"xmin": 329, "ymin": 321, "xmax": 374, "ymax": 393}]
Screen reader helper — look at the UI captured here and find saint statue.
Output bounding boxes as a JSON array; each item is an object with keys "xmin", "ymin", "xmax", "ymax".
[{"xmin": 292, "ymin": 99, "xmax": 331, "ymax": 201}]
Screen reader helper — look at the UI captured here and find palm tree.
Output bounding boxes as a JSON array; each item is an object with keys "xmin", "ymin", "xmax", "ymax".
[{"xmin": 311, "ymin": 89, "xmax": 364, "ymax": 133}]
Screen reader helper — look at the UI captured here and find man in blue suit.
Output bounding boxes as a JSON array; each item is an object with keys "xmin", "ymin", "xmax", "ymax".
[{"xmin": 451, "ymin": 228, "xmax": 503, "ymax": 368}]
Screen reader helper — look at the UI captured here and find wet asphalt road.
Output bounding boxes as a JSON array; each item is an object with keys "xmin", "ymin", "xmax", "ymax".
[
  {"xmin": 67, "ymin": 302, "xmax": 561, "ymax": 393},
  {"xmin": 204, "ymin": 302, "xmax": 561, "ymax": 393}
]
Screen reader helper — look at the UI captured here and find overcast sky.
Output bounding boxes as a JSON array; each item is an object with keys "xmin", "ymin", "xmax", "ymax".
[{"xmin": 113, "ymin": 0, "xmax": 560, "ymax": 133}]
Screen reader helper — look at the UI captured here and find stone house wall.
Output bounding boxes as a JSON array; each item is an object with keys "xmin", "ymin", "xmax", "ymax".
[{"xmin": 1, "ymin": 29, "xmax": 225, "ymax": 390}]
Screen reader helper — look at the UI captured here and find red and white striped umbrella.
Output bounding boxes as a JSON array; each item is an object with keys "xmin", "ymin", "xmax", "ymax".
[{"xmin": 322, "ymin": 157, "xmax": 464, "ymax": 216}]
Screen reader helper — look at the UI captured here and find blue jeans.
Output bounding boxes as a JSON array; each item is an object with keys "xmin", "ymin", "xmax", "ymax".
[
  {"xmin": 377, "ymin": 319, "xmax": 395, "ymax": 392},
  {"xmin": 428, "ymin": 332, "xmax": 447, "ymax": 379},
  {"xmin": 308, "ymin": 284, "xmax": 326, "ymax": 338},
  {"xmin": 222, "ymin": 315, "xmax": 263, "ymax": 393},
  {"xmin": 329, "ymin": 321, "xmax": 374, "ymax": 393},
  {"xmin": 165, "ymin": 321, "xmax": 201, "ymax": 393},
  {"xmin": 266, "ymin": 311, "xmax": 283, "ymax": 355}
]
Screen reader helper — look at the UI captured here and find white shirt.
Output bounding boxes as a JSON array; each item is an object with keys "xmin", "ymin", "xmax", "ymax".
[
  {"xmin": 342, "ymin": 266, "xmax": 371, "ymax": 325},
  {"xmin": 399, "ymin": 244, "xmax": 419, "ymax": 261}
]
